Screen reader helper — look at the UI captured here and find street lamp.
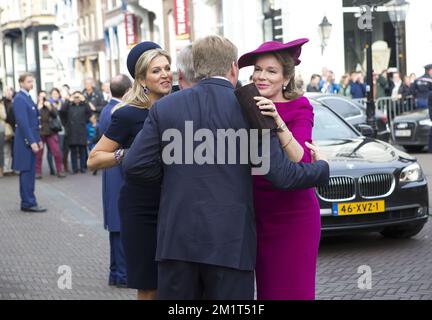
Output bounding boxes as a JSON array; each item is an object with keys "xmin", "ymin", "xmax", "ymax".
[
  {"xmin": 386, "ymin": 0, "xmax": 410, "ymax": 75},
  {"xmin": 356, "ymin": 2, "xmax": 378, "ymax": 135},
  {"xmin": 318, "ymin": 16, "xmax": 332, "ymax": 55}
]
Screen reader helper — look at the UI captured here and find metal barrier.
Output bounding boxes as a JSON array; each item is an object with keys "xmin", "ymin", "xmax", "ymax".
[
  {"xmin": 352, "ymin": 96, "xmax": 416, "ymax": 142},
  {"xmin": 376, "ymin": 95, "xmax": 416, "ymax": 128}
]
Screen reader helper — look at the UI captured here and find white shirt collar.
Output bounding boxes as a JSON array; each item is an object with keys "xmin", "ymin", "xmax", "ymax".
[
  {"xmin": 20, "ymin": 89, "xmax": 30, "ymax": 96},
  {"xmin": 211, "ymin": 76, "xmax": 230, "ymax": 82},
  {"xmin": 111, "ymin": 97, "xmax": 122, "ymax": 103}
]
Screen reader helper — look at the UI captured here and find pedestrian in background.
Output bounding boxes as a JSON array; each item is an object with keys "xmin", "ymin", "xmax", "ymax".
[
  {"xmin": 2, "ymin": 87, "xmax": 15, "ymax": 175},
  {"xmin": 35, "ymin": 91, "xmax": 55, "ymax": 177},
  {"xmin": 97, "ymin": 74, "xmax": 132, "ymax": 288},
  {"xmin": 87, "ymin": 114, "xmax": 100, "ymax": 152},
  {"xmin": 320, "ymin": 70, "xmax": 340, "ymax": 94},
  {"xmin": 35, "ymin": 90, "xmax": 66, "ymax": 179},
  {"xmin": 0, "ymin": 99, "xmax": 6, "ymax": 177},
  {"xmin": 390, "ymin": 72, "xmax": 411, "ymax": 103},
  {"xmin": 60, "ymin": 91, "xmax": 92, "ymax": 174},
  {"xmin": 350, "ymin": 71, "xmax": 366, "ymax": 99},
  {"xmin": 48, "ymin": 88, "xmax": 66, "ymax": 171},
  {"xmin": 87, "ymin": 114, "xmax": 100, "ymax": 176},
  {"xmin": 83, "ymin": 78, "xmax": 105, "ymax": 117},
  {"xmin": 374, "ymin": 70, "xmax": 388, "ymax": 99},
  {"xmin": 306, "ymin": 74, "xmax": 321, "ymax": 92},
  {"xmin": 60, "ymin": 85, "xmax": 71, "ymax": 172},
  {"xmin": 412, "ymin": 64, "xmax": 432, "ymax": 109},
  {"xmin": 403, "ymin": 75, "xmax": 413, "ymax": 96},
  {"xmin": 339, "ymin": 74, "xmax": 351, "ymax": 97},
  {"xmin": 12, "ymin": 73, "xmax": 46, "ymax": 212},
  {"xmin": 101, "ymin": 81, "xmax": 111, "ymax": 105}
]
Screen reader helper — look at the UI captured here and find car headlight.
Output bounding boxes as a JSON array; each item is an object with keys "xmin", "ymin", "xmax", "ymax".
[
  {"xmin": 400, "ymin": 163, "xmax": 423, "ymax": 183},
  {"xmin": 419, "ymin": 119, "xmax": 432, "ymax": 126}
]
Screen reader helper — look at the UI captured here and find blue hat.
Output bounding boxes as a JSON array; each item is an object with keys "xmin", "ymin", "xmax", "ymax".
[{"xmin": 127, "ymin": 41, "xmax": 161, "ymax": 79}]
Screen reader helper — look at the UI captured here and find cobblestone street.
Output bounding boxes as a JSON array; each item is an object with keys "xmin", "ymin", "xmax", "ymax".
[{"xmin": 0, "ymin": 154, "xmax": 431, "ymax": 300}]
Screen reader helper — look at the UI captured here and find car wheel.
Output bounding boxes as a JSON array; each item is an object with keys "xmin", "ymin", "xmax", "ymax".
[
  {"xmin": 402, "ymin": 145, "xmax": 425, "ymax": 153},
  {"xmin": 380, "ymin": 223, "xmax": 425, "ymax": 239}
]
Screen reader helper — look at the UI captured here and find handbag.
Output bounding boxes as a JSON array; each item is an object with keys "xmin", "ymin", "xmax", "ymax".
[
  {"xmin": 4, "ymin": 123, "xmax": 14, "ymax": 141},
  {"xmin": 234, "ymin": 83, "xmax": 276, "ymax": 130},
  {"xmin": 49, "ymin": 116, "xmax": 63, "ymax": 133}
]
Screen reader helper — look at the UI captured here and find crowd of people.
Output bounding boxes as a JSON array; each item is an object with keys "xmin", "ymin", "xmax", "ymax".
[
  {"xmin": 0, "ymin": 78, "xmax": 111, "ymax": 179},
  {"xmin": 305, "ymin": 67, "xmax": 425, "ymax": 103}
]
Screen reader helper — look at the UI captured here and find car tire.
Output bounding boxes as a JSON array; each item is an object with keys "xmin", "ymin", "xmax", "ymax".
[
  {"xmin": 380, "ymin": 223, "xmax": 425, "ymax": 239},
  {"xmin": 402, "ymin": 145, "xmax": 425, "ymax": 153}
]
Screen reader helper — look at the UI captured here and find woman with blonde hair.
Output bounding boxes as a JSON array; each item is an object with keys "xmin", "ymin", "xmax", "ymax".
[{"xmin": 87, "ymin": 41, "xmax": 173, "ymax": 300}]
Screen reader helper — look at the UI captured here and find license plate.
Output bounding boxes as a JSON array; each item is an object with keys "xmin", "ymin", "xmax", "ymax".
[
  {"xmin": 332, "ymin": 200, "xmax": 385, "ymax": 216},
  {"xmin": 395, "ymin": 129, "xmax": 412, "ymax": 137}
]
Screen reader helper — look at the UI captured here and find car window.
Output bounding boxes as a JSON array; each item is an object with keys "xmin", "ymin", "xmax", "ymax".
[
  {"xmin": 318, "ymin": 97, "xmax": 362, "ymax": 118},
  {"xmin": 312, "ymin": 104, "xmax": 359, "ymax": 141}
]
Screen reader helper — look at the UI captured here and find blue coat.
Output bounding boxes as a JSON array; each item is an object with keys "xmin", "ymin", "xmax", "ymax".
[
  {"xmin": 123, "ymin": 78, "xmax": 330, "ymax": 271},
  {"xmin": 350, "ymin": 81, "xmax": 367, "ymax": 99},
  {"xmin": 99, "ymin": 99, "xmax": 124, "ymax": 232},
  {"xmin": 12, "ymin": 91, "xmax": 41, "ymax": 171}
]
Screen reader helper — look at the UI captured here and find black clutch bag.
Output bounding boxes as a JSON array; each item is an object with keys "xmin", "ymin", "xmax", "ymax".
[
  {"xmin": 234, "ymin": 83, "xmax": 276, "ymax": 130},
  {"xmin": 49, "ymin": 116, "xmax": 63, "ymax": 133}
]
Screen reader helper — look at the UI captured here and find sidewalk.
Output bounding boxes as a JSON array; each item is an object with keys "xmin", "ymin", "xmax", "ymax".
[{"xmin": 0, "ymin": 172, "xmax": 135, "ymax": 300}]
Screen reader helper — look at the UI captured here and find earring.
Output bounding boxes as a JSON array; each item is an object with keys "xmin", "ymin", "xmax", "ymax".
[
  {"xmin": 283, "ymin": 85, "xmax": 287, "ymax": 91},
  {"xmin": 143, "ymin": 86, "xmax": 150, "ymax": 94}
]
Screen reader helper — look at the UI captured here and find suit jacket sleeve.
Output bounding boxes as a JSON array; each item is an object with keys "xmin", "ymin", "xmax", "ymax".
[
  {"xmin": 13, "ymin": 95, "xmax": 37, "ymax": 145},
  {"xmin": 264, "ymin": 133, "xmax": 330, "ymax": 189},
  {"xmin": 122, "ymin": 104, "xmax": 162, "ymax": 183}
]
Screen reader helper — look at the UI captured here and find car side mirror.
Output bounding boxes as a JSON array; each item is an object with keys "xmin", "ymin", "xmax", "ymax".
[{"xmin": 357, "ymin": 124, "xmax": 375, "ymax": 137}]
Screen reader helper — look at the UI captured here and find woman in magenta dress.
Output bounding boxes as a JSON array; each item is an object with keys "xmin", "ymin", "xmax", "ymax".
[{"xmin": 238, "ymin": 39, "xmax": 321, "ymax": 300}]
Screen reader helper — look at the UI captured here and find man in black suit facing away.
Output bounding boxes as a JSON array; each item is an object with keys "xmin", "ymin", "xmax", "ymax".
[{"xmin": 123, "ymin": 35, "xmax": 330, "ymax": 300}]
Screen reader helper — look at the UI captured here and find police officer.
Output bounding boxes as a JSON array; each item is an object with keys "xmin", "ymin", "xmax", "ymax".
[
  {"xmin": 412, "ymin": 64, "xmax": 432, "ymax": 109},
  {"xmin": 12, "ymin": 73, "xmax": 47, "ymax": 212}
]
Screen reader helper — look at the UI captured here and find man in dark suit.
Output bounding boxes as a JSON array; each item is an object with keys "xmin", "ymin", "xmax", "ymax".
[
  {"xmin": 83, "ymin": 77, "xmax": 105, "ymax": 117},
  {"xmin": 98, "ymin": 74, "xmax": 132, "ymax": 287},
  {"xmin": 123, "ymin": 35, "xmax": 330, "ymax": 300},
  {"xmin": 12, "ymin": 73, "xmax": 46, "ymax": 212}
]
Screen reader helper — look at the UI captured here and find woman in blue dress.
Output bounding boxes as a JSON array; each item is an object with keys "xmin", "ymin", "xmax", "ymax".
[{"xmin": 87, "ymin": 42, "xmax": 173, "ymax": 300}]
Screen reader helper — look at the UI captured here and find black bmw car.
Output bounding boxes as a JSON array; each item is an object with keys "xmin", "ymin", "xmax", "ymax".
[
  {"xmin": 392, "ymin": 108, "xmax": 431, "ymax": 152},
  {"xmin": 306, "ymin": 93, "xmax": 391, "ymax": 142},
  {"xmin": 311, "ymin": 99, "xmax": 429, "ymax": 238}
]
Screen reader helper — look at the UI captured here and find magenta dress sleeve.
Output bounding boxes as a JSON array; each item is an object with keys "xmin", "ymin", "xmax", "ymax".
[{"xmin": 285, "ymin": 98, "xmax": 314, "ymax": 163}]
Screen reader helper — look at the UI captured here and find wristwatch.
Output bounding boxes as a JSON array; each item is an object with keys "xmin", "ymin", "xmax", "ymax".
[
  {"xmin": 114, "ymin": 149, "xmax": 125, "ymax": 164},
  {"xmin": 275, "ymin": 122, "xmax": 288, "ymax": 133}
]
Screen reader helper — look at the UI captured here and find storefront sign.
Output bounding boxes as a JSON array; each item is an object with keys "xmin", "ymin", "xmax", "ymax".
[
  {"xmin": 125, "ymin": 12, "xmax": 137, "ymax": 47},
  {"xmin": 174, "ymin": 0, "xmax": 190, "ymax": 40}
]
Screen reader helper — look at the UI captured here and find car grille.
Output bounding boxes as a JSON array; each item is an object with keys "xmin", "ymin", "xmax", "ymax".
[
  {"xmin": 317, "ymin": 176, "xmax": 355, "ymax": 201},
  {"xmin": 359, "ymin": 173, "xmax": 394, "ymax": 198},
  {"xmin": 317, "ymin": 174, "xmax": 395, "ymax": 201}
]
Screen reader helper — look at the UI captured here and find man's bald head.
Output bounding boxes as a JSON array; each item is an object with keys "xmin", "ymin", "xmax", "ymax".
[{"xmin": 110, "ymin": 74, "xmax": 132, "ymax": 99}]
